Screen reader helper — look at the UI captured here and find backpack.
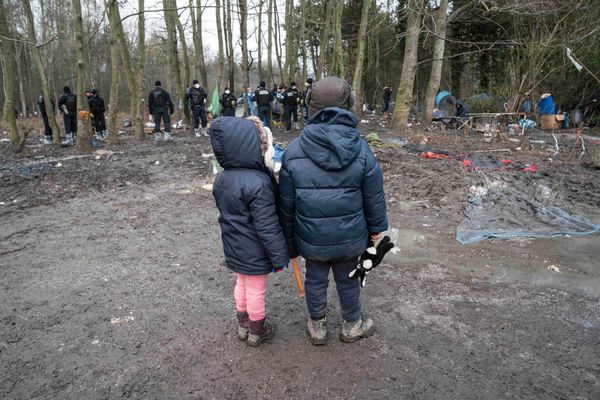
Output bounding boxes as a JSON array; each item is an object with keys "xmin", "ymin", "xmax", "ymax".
[
  {"xmin": 64, "ymin": 94, "xmax": 77, "ymax": 112},
  {"xmin": 152, "ymin": 89, "xmax": 167, "ymax": 107}
]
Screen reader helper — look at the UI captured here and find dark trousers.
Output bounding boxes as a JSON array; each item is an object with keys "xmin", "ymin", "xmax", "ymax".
[
  {"xmin": 305, "ymin": 258, "xmax": 361, "ymax": 322},
  {"xmin": 192, "ymin": 106, "xmax": 207, "ymax": 128},
  {"xmin": 382, "ymin": 100, "xmax": 390, "ymax": 113},
  {"xmin": 92, "ymin": 112, "xmax": 106, "ymax": 133},
  {"xmin": 222, "ymin": 108, "xmax": 235, "ymax": 117},
  {"xmin": 63, "ymin": 113, "xmax": 77, "ymax": 134},
  {"xmin": 258, "ymin": 106, "xmax": 271, "ymax": 128},
  {"xmin": 41, "ymin": 113, "xmax": 53, "ymax": 138},
  {"xmin": 154, "ymin": 110, "xmax": 171, "ymax": 133},
  {"xmin": 284, "ymin": 105, "xmax": 298, "ymax": 130}
]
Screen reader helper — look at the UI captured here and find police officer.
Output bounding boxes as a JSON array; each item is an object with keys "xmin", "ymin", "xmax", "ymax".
[
  {"xmin": 282, "ymin": 82, "xmax": 300, "ymax": 131},
  {"xmin": 253, "ymin": 81, "xmax": 274, "ymax": 128},
  {"xmin": 220, "ymin": 87, "xmax": 237, "ymax": 117},
  {"xmin": 185, "ymin": 80, "xmax": 208, "ymax": 137},
  {"xmin": 58, "ymin": 86, "xmax": 77, "ymax": 145},
  {"xmin": 382, "ymin": 86, "xmax": 392, "ymax": 114},
  {"xmin": 148, "ymin": 80, "xmax": 175, "ymax": 141},
  {"xmin": 87, "ymin": 89, "xmax": 108, "ymax": 140},
  {"xmin": 38, "ymin": 95, "xmax": 55, "ymax": 145}
]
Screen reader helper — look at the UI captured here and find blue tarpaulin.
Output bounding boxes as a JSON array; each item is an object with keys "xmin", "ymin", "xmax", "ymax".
[{"xmin": 538, "ymin": 95, "xmax": 556, "ymax": 115}]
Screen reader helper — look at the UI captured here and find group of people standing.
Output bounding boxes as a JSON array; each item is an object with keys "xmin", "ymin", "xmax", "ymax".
[{"xmin": 38, "ymin": 86, "xmax": 108, "ymax": 145}]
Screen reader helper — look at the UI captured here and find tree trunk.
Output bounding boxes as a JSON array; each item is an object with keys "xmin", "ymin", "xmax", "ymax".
[
  {"xmin": 225, "ymin": 0, "xmax": 235, "ymax": 91},
  {"xmin": 273, "ymin": 0, "xmax": 284, "ymax": 81},
  {"xmin": 423, "ymin": 0, "xmax": 449, "ymax": 126},
  {"xmin": 316, "ymin": 1, "xmax": 331, "ymax": 79},
  {"xmin": 215, "ymin": 0, "xmax": 225, "ymax": 88},
  {"xmin": 239, "ymin": 0, "xmax": 249, "ymax": 91},
  {"xmin": 283, "ymin": 0, "xmax": 295, "ymax": 83},
  {"xmin": 392, "ymin": 0, "xmax": 423, "ymax": 129},
  {"xmin": 300, "ymin": 0, "xmax": 308, "ymax": 83},
  {"xmin": 330, "ymin": 0, "xmax": 345, "ymax": 79},
  {"xmin": 267, "ymin": 0, "xmax": 274, "ymax": 83},
  {"xmin": 23, "ymin": 0, "xmax": 62, "ymax": 143},
  {"xmin": 191, "ymin": 0, "xmax": 208, "ymax": 88},
  {"xmin": 175, "ymin": 8, "xmax": 191, "ymax": 126},
  {"xmin": 107, "ymin": 0, "xmax": 144, "ymax": 140},
  {"xmin": 163, "ymin": 0, "xmax": 184, "ymax": 120},
  {"xmin": 72, "ymin": 0, "xmax": 93, "ymax": 151},
  {"xmin": 0, "ymin": 0, "xmax": 22, "ymax": 152},
  {"xmin": 257, "ymin": 0, "xmax": 263, "ymax": 79},
  {"xmin": 136, "ymin": 0, "xmax": 146, "ymax": 140},
  {"xmin": 352, "ymin": 0, "xmax": 372, "ymax": 118},
  {"xmin": 107, "ymin": 15, "xmax": 120, "ymax": 144}
]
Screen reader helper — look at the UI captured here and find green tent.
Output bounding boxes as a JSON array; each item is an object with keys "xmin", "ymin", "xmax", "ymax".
[{"xmin": 207, "ymin": 85, "xmax": 220, "ymax": 117}]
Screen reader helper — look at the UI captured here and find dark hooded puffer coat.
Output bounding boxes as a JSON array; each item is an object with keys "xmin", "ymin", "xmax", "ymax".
[
  {"xmin": 211, "ymin": 117, "xmax": 290, "ymax": 274},
  {"xmin": 278, "ymin": 107, "xmax": 388, "ymax": 262}
]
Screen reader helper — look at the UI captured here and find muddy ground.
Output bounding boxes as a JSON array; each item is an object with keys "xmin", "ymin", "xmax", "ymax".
[{"xmin": 1, "ymin": 117, "xmax": 600, "ymax": 399}]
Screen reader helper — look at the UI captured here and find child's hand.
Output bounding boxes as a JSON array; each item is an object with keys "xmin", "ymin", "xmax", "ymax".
[{"xmin": 370, "ymin": 232, "xmax": 382, "ymax": 241}]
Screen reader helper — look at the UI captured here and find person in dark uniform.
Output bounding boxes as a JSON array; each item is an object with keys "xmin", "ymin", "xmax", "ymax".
[
  {"xmin": 282, "ymin": 82, "xmax": 300, "ymax": 131},
  {"xmin": 220, "ymin": 87, "xmax": 237, "ymax": 117},
  {"xmin": 382, "ymin": 86, "xmax": 392, "ymax": 114},
  {"xmin": 302, "ymin": 78, "xmax": 313, "ymax": 121},
  {"xmin": 58, "ymin": 86, "xmax": 77, "ymax": 145},
  {"xmin": 148, "ymin": 80, "xmax": 175, "ymax": 141},
  {"xmin": 87, "ymin": 88, "xmax": 108, "ymax": 140},
  {"xmin": 185, "ymin": 80, "xmax": 208, "ymax": 136},
  {"xmin": 253, "ymin": 81, "xmax": 274, "ymax": 128},
  {"xmin": 38, "ymin": 95, "xmax": 55, "ymax": 145}
]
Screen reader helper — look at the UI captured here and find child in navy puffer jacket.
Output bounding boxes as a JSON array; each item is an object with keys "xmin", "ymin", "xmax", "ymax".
[{"xmin": 211, "ymin": 116, "xmax": 290, "ymax": 347}]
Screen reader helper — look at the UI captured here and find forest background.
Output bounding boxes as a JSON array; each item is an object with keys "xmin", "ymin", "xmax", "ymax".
[{"xmin": 0, "ymin": 0, "xmax": 599, "ymax": 152}]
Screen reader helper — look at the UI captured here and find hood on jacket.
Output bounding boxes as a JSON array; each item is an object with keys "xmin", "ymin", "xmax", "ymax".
[
  {"xmin": 211, "ymin": 117, "xmax": 265, "ymax": 171},
  {"xmin": 300, "ymin": 107, "xmax": 361, "ymax": 171}
]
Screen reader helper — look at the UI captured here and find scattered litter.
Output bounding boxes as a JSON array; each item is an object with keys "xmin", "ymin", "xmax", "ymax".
[
  {"xmin": 390, "ymin": 247, "xmax": 401, "ymax": 254},
  {"xmin": 111, "ymin": 316, "xmax": 134, "ymax": 324},
  {"xmin": 155, "ymin": 161, "xmax": 160, "ymax": 165},
  {"xmin": 547, "ymin": 265, "xmax": 561, "ymax": 273},
  {"xmin": 94, "ymin": 149, "xmax": 117, "ymax": 156},
  {"xmin": 201, "ymin": 153, "xmax": 214, "ymax": 158},
  {"xmin": 92, "ymin": 339, "xmax": 99, "ymax": 345},
  {"xmin": 201, "ymin": 184, "xmax": 213, "ymax": 191},
  {"xmin": 0, "ymin": 202, "xmax": 5, "ymax": 206},
  {"xmin": 0, "ymin": 138, "xmax": 9, "ymax": 142}
]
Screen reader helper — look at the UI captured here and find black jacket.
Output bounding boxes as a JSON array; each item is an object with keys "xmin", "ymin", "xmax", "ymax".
[
  {"xmin": 253, "ymin": 87, "xmax": 273, "ymax": 107},
  {"xmin": 58, "ymin": 93, "xmax": 77, "ymax": 114},
  {"xmin": 281, "ymin": 88, "xmax": 299, "ymax": 107},
  {"xmin": 148, "ymin": 87, "xmax": 174, "ymax": 114},
  {"xmin": 220, "ymin": 92, "xmax": 237, "ymax": 110},
  {"xmin": 186, "ymin": 86, "xmax": 207, "ymax": 108},
  {"xmin": 211, "ymin": 117, "xmax": 290, "ymax": 274},
  {"xmin": 383, "ymin": 87, "xmax": 392, "ymax": 101},
  {"xmin": 89, "ymin": 96, "xmax": 106, "ymax": 115},
  {"xmin": 279, "ymin": 108, "xmax": 388, "ymax": 261}
]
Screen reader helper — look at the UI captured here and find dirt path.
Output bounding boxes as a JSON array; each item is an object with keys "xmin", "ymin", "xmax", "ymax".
[{"xmin": 1, "ymin": 130, "xmax": 600, "ymax": 399}]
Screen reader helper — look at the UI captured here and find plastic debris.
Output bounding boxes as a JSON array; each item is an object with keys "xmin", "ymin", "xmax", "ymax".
[
  {"xmin": 547, "ymin": 265, "xmax": 561, "ymax": 273},
  {"xmin": 110, "ymin": 316, "xmax": 135, "ymax": 324}
]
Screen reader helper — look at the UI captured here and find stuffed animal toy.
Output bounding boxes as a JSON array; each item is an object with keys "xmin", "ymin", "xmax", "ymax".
[{"xmin": 349, "ymin": 236, "xmax": 395, "ymax": 287}]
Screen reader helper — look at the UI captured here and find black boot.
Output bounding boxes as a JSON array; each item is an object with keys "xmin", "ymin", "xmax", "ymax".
[
  {"xmin": 237, "ymin": 311, "xmax": 249, "ymax": 341},
  {"xmin": 247, "ymin": 318, "xmax": 275, "ymax": 347}
]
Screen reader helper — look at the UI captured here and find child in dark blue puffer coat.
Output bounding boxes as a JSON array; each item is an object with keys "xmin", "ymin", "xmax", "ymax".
[{"xmin": 211, "ymin": 116, "xmax": 290, "ymax": 347}]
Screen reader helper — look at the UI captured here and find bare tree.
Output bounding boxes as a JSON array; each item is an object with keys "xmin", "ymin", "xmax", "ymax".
[
  {"xmin": 73, "ymin": 0, "xmax": 93, "ymax": 151},
  {"xmin": 392, "ymin": 0, "xmax": 424, "ymax": 129},
  {"xmin": 191, "ymin": 0, "xmax": 208, "ymax": 88},
  {"xmin": 23, "ymin": 0, "xmax": 62, "ymax": 143},
  {"xmin": 352, "ymin": 0, "xmax": 372, "ymax": 117},
  {"xmin": 423, "ymin": 0, "xmax": 449, "ymax": 125},
  {"xmin": 0, "ymin": 0, "xmax": 23, "ymax": 152}
]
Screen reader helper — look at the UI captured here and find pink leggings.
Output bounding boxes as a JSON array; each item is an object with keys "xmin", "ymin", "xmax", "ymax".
[{"xmin": 234, "ymin": 273, "xmax": 269, "ymax": 321}]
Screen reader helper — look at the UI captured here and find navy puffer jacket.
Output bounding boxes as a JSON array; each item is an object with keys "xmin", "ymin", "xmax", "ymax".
[
  {"xmin": 279, "ymin": 107, "xmax": 388, "ymax": 262},
  {"xmin": 211, "ymin": 117, "xmax": 290, "ymax": 274}
]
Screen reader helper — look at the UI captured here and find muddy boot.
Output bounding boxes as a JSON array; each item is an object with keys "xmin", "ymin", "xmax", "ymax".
[
  {"xmin": 95, "ymin": 132, "xmax": 102, "ymax": 140},
  {"xmin": 237, "ymin": 311, "xmax": 249, "ymax": 341},
  {"xmin": 247, "ymin": 318, "xmax": 275, "ymax": 347},
  {"xmin": 201, "ymin": 127, "xmax": 209, "ymax": 137},
  {"xmin": 307, "ymin": 317, "xmax": 327, "ymax": 345},
  {"xmin": 194, "ymin": 128, "xmax": 201, "ymax": 137},
  {"xmin": 102, "ymin": 130, "xmax": 109, "ymax": 140},
  {"xmin": 154, "ymin": 131, "xmax": 162, "ymax": 142},
  {"xmin": 340, "ymin": 317, "xmax": 375, "ymax": 343},
  {"xmin": 163, "ymin": 131, "xmax": 173, "ymax": 141},
  {"xmin": 43, "ymin": 136, "xmax": 52, "ymax": 145},
  {"xmin": 294, "ymin": 122, "xmax": 300, "ymax": 130}
]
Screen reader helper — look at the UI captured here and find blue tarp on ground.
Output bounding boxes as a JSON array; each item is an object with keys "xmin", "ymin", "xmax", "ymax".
[{"xmin": 456, "ymin": 180, "xmax": 600, "ymax": 244}]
